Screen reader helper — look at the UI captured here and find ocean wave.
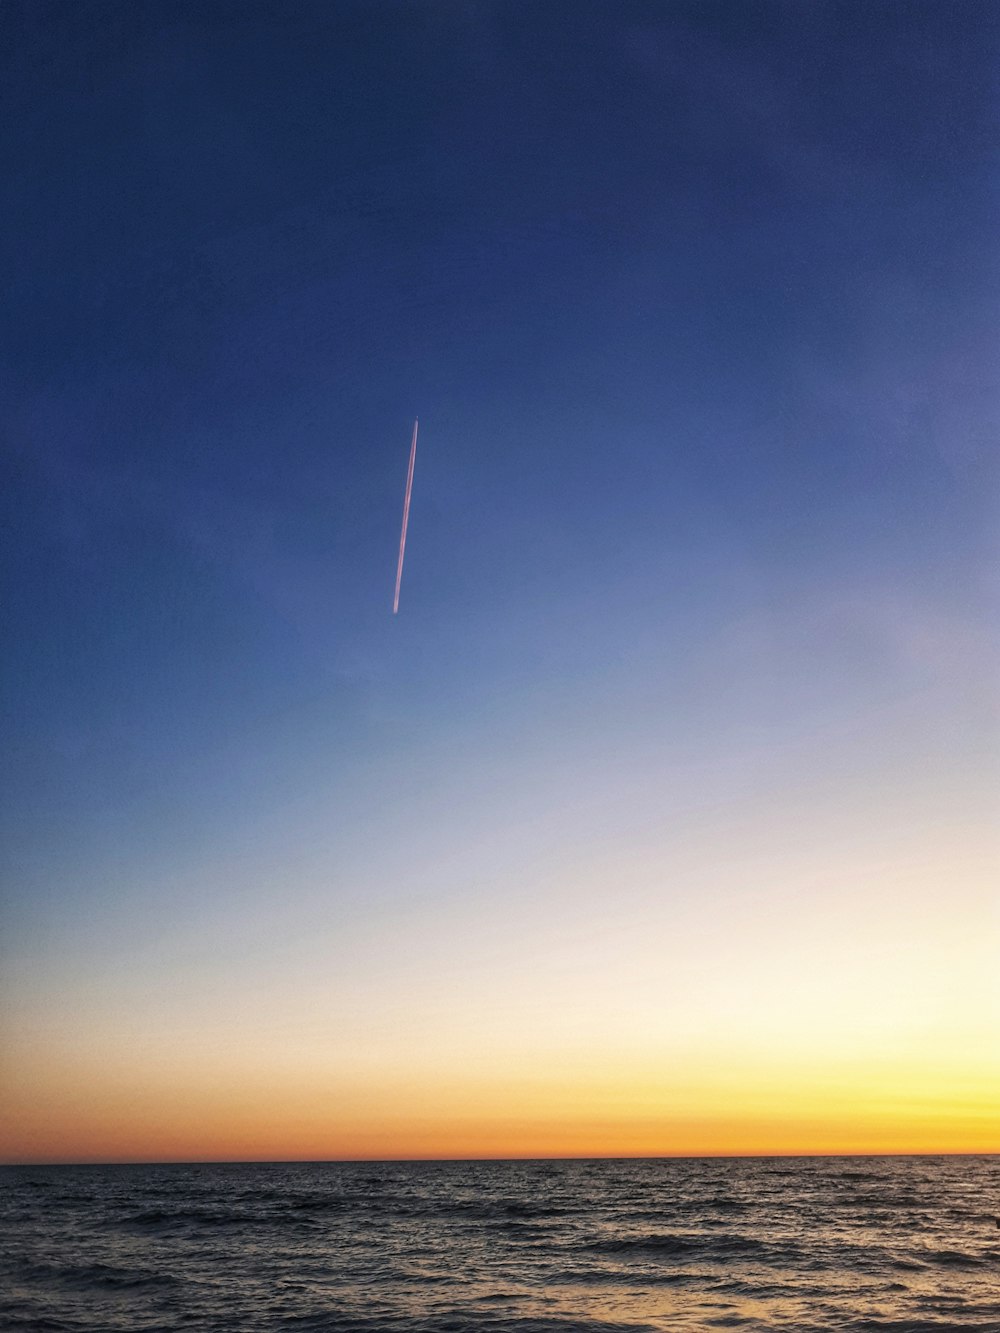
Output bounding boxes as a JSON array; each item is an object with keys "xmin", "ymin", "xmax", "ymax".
[
  {"xmin": 922, "ymin": 1249, "xmax": 991, "ymax": 1268},
  {"xmin": 21, "ymin": 1260, "xmax": 182, "ymax": 1292},
  {"xmin": 0, "ymin": 1318, "xmax": 83, "ymax": 1332},
  {"xmin": 273, "ymin": 1317, "xmax": 660, "ymax": 1333},
  {"xmin": 500, "ymin": 1201, "xmax": 570, "ymax": 1219},
  {"xmin": 833, "ymin": 1193, "xmax": 926, "ymax": 1209},
  {"xmin": 546, "ymin": 1265, "xmax": 700, "ymax": 1287},
  {"xmin": 584, "ymin": 1229, "xmax": 806, "ymax": 1265},
  {"xmin": 68, "ymin": 1263, "xmax": 181, "ymax": 1291},
  {"xmin": 491, "ymin": 1220, "xmax": 554, "ymax": 1240},
  {"xmin": 282, "ymin": 1194, "xmax": 351, "ymax": 1213},
  {"xmin": 123, "ymin": 1205, "xmax": 250, "ymax": 1230},
  {"xmin": 842, "ymin": 1321, "xmax": 999, "ymax": 1332},
  {"xmin": 586, "ymin": 1231, "xmax": 702, "ymax": 1256}
]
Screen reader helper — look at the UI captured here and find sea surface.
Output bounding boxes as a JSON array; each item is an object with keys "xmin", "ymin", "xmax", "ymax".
[{"xmin": 1, "ymin": 1156, "xmax": 997, "ymax": 1332}]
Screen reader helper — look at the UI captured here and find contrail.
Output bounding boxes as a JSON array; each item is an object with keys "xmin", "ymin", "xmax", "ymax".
[{"xmin": 393, "ymin": 418, "xmax": 418, "ymax": 613}]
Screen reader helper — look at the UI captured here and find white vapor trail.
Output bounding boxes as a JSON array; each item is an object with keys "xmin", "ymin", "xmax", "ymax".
[{"xmin": 393, "ymin": 418, "xmax": 418, "ymax": 613}]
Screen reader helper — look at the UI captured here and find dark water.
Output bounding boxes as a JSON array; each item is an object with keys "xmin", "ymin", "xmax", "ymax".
[{"xmin": 1, "ymin": 1157, "xmax": 998, "ymax": 1332}]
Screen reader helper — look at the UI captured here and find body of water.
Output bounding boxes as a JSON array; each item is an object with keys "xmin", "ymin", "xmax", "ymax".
[{"xmin": 1, "ymin": 1156, "xmax": 997, "ymax": 1331}]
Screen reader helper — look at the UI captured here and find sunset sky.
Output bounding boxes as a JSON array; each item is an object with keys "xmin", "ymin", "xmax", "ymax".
[{"xmin": 1, "ymin": 1, "xmax": 997, "ymax": 1163}]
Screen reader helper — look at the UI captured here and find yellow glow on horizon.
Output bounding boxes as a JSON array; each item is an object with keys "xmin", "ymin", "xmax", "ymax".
[
  {"xmin": 4, "ymin": 1020, "xmax": 997, "ymax": 1162},
  {"xmin": 3, "ymin": 807, "xmax": 995, "ymax": 1166}
]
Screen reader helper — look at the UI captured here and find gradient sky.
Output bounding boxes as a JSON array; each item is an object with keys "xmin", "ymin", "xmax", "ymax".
[{"xmin": 1, "ymin": 1, "xmax": 998, "ymax": 1163}]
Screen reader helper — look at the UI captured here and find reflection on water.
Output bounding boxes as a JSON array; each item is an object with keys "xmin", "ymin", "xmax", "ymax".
[{"xmin": 1, "ymin": 1156, "xmax": 998, "ymax": 1331}]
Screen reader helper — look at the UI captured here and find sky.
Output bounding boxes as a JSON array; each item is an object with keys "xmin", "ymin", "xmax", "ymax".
[{"xmin": 1, "ymin": 0, "xmax": 998, "ymax": 1163}]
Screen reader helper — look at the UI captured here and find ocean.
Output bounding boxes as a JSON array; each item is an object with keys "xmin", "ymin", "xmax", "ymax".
[{"xmin": 1, "ymin": 1156, "xmax": 997, "ymax": 1332}]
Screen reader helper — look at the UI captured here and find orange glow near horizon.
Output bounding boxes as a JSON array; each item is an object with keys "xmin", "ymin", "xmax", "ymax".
[
  {"xmin": 3, "ymin": 770, "xmax": 995, "ymax": 1167},
  {"xmin": 4, "ymin": 1027, "xmax": 998, "ymax": 1163}
]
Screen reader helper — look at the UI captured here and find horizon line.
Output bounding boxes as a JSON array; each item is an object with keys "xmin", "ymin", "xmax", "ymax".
[{"xmin": 3, "ymin": 1149, "xmax": 996, "ymax": 1168}]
